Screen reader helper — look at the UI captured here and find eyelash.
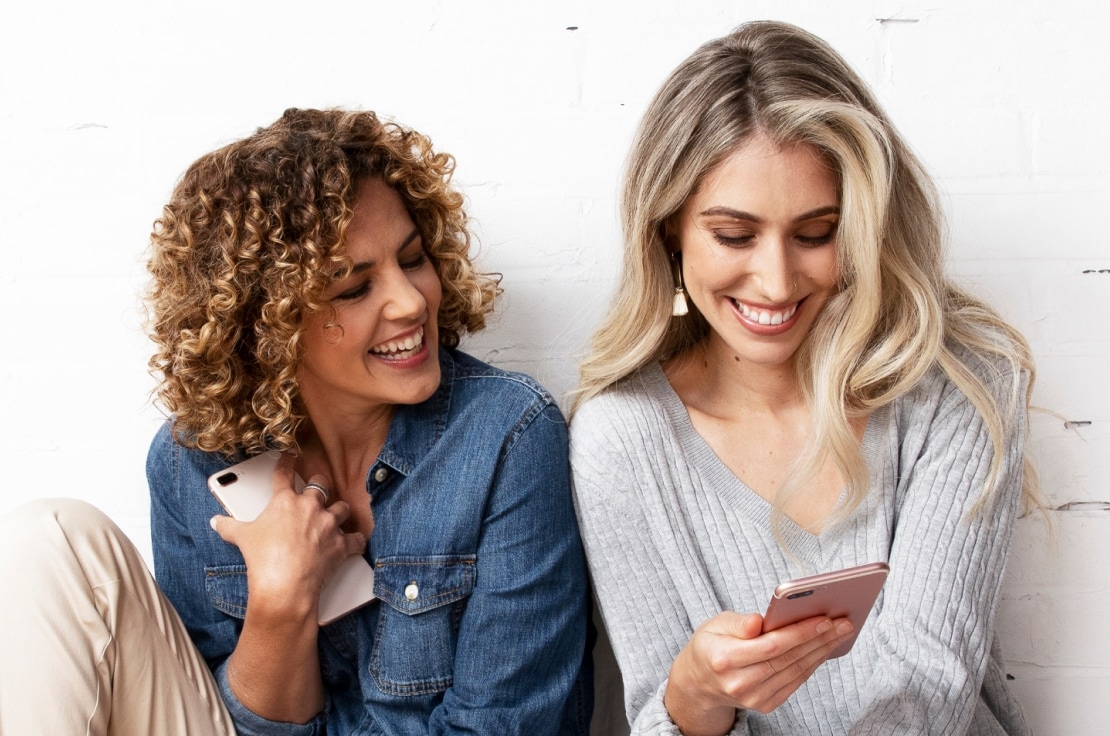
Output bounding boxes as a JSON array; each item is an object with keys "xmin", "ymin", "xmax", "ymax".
[
  {"xmin": 713, "ymin": 233, "xmax": 754, "ymax": 248},
  {"xmin": 332, "ymin": 250, "xmax": 430, "ymax": 301},
  {"xmin": 711, "ymin": 229, "xmax": 836, "ymax": 248},
  {"xmin": 334, "ymin": 282, "xmax": 369, "ymax": 301},
  {"xmin": 401, "ymin": 251, "xmax": 429, "ymax": 271},
  {"xmin": 798, "ymin": 231, "xmax": 836, "ymax": 247}
]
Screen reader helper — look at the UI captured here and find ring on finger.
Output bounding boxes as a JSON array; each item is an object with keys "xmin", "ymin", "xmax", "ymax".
[{"xmin": 302, "ymin": 481, "xmax": 330, "ymax": 505}]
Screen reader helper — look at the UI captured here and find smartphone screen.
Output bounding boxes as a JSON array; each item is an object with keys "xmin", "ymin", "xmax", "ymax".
[{"xmin": 762, "ymin": 561, "xmax": 889, "ymax": 658}]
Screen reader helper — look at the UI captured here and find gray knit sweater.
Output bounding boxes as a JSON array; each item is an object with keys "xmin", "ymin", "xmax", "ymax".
[{"xmin": 570, "ymin": 359, "xmax": 1031, "ymax": 735}]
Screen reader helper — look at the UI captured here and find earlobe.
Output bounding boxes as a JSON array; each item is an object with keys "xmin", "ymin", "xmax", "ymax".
[{"xmin": 661, "ymin": 218, "xmax": 680, "ymax": 254}]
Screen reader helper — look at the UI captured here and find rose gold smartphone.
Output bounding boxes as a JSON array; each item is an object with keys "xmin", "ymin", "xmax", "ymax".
[
  {"xmin": 208, "ymin": 451, "xmax": 377, "ymax": 625},
  {"xmin": 762, "ymin": 561, "xmax": 889, "ymax": 658}
]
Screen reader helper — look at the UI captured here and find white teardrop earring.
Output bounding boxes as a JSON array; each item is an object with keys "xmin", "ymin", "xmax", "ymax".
[{"xmin": 671, "ymin": 252, "xmax": 689, "ymax": 317}]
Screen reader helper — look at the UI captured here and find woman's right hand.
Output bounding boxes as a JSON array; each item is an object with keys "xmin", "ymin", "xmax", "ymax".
[
  {"xmin": 207, "ymin": 453, "xmax": 366, "ymax": 722},
  {"xmin": 663, "ymin": 611, "xmax": 854, "ymax": 736},
  {"xmin": 210, "ymin": 453, "xmax": 367, "ymax": 620}
]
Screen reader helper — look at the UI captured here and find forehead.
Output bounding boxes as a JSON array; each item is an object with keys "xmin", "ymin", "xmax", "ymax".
[
  {"xmin": 689, "ymin": 135, "xmax": 838, "ymax": 212},
  {"xmin": 344, "ymin": 179, "xmax": 418, "ymax": 259}
]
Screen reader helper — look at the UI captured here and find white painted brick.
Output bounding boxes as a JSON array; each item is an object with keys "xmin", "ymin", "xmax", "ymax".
[{"xmin": 3, "ymin": 2, "xmax": 1108, "ymax": 731}]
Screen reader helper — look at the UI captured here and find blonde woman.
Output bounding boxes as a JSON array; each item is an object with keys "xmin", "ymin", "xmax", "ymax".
[
  {"xmin": 571, "ymin": 22, "xmax": 1035, "ymax": 735},
  {"xmin": 0, "ymin": 109, "xmax": 589, "ymax": 735}
]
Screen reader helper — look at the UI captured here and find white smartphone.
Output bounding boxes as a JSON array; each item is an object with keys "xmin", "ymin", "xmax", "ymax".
[
  {"xmin": 208, "ymin": 450, "xmax": 377, "ymax": 625},
  {"xmin": 762, "ymin": 561, "xmax": 889, "ymax": 658}
]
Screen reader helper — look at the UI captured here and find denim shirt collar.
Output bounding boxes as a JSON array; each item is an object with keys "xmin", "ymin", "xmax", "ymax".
[{"xmin": 373, "ymin": 348, "xmax": 455, "ymax": 484}]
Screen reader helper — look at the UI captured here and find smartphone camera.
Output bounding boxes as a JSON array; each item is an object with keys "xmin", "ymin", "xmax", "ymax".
[
  {"xmin": 787, "ymin": 589, "xmax": 816, "ymax": 600},
  {"xmin": 214, "ymin": 472, "xmax": 238, "ymax": 487}
]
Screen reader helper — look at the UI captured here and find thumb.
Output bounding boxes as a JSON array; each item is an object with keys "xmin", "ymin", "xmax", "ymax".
[
  {"xmin": 714, "ymin": 610, "xmax": 765, "ymax": 640},
  {"xmin": 210, "ymin": 514, "xmax": 243, "ymax": 546}
]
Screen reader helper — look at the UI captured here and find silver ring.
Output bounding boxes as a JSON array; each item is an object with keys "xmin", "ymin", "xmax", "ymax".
[{"xmin": 302, "ymin": 481, "xmax": 330, "ymax": 504}]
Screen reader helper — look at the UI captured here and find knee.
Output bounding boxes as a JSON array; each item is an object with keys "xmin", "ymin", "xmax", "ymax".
[{"xmin": 0, "ymin": 498, "xmax": 124, "ymax": 554}]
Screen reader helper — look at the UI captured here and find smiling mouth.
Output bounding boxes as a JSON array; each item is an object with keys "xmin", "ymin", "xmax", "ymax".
[
  {"xmin": 732, "ymin": 299, "xmax": 799, "ymax": 326},
  {"xmin": 369, "ymin": 326, "xmax": 424, "ymax": 360}
]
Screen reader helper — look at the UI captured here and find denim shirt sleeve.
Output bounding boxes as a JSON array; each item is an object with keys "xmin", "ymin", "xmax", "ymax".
[
  {"xmin": 429, "ymin": 402, "xmax": 589, "ymax": 734},
  {"xmin": 213, "ymin": 660, "xmax": 326, "ymax": 736},
  {"xmin": 146, "ymin": 422, "xmax": 327, "ymax": 736}
]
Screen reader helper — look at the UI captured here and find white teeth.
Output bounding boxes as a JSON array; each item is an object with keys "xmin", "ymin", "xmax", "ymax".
[
  {"xmin": 370, "ymin": 326, "xmax": 424, "ymax": 358},
  {"xmin": 737, "ymin": 301, "xmax": 797, "ymax": 326}
]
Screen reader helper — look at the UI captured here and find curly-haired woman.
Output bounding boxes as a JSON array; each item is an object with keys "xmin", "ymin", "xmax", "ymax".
[
  {"xmin": 571, "ymin": 22, "xmax": 1035, "ymax": 735},
  {"xmin": 0, "ymin": 108, "xmax": 590, "ymax": 735}
]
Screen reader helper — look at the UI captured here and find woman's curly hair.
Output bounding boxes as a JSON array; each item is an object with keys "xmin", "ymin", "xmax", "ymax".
[{"xmin": 146, "ymin": 108, "xmax": 499, "ymax": 455}]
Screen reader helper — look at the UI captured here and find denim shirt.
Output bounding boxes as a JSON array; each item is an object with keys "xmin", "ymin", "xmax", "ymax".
[{"xmin": 147, "ymin": 348, "xmax": 591, "ymax": 736}]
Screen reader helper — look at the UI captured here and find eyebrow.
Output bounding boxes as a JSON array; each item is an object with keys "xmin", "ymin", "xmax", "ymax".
[
  {"xmin": 698, "ymin": 205, "xmax": 840, "ymax": 222},
  {"xmin": 346, "ymin": 227, "xmax": 422, "ymax": 276}
]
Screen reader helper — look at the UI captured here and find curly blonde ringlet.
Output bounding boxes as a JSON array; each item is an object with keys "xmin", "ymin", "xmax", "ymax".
[
  {"xmin": 146, "ymin": 108, "xmax": 499, "ymax": 456},
  {"xmin": 573, "ymin": 21, "xmax": 1040, "ymax": 523}
]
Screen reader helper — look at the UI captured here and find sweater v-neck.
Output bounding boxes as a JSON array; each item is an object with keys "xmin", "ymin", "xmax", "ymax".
[{"xmin": 639, "ymin": 361, "xmax": 888, "ymax": 562}]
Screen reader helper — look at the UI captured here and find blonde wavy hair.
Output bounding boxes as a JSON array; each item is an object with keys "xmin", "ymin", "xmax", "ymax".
[
  {"xmin": 574, "ymin": 21, "xmax": 1039, "ymax": 519},
  {"xmin": 147, "ymin": 108, "xmax": 499, "ymax": 455}
]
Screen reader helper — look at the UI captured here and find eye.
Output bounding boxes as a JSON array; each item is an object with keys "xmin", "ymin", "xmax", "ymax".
[
  {"xmin": 796, "ymin": 224, "xmax": 837, "ymax": 247},
  {"xmin": 333, "ymin": 281, "xmax": 370, "ymax": 301},
  {"xmin": 712, "ymin": 230, "xmax": 755, "ymax": 248},
  {"xmin": 400, "ymin": 250, "xmax": 429, "ymax": 271}
]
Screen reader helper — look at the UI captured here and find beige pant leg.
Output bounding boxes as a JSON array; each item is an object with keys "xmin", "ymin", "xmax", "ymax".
[{"xmin": 0, "ymin": 499, "xmax": 237, "ymax": 736}]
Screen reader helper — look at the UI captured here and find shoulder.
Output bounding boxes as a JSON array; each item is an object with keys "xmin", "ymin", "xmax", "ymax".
[
  {"xmin": 146, "ymin": 420, "xmax": 240, "ymax": 497},
  {"xmin": 888, "ymin": 342, "xmax": 1029, "ymax": 461},
  {"xmin": 442, "ymin": 349, "xmax": 566, "ymax": 443},
  {"xmin": 902, "ymin": 341, "xmax": 1028, "ymax": 419},
  {"xmin": 569, "ymin": 364, "xmax": 680, "ymax": 486},
  {"xmin": 448, "ymin": 348, "xmax": 558, "ymax": 407},
  {"xmin": 571, "ymin": 363, "xmax": 671, "ymax": 441}
]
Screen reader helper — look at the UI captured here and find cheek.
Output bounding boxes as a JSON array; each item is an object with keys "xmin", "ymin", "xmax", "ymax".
[
  {"xmin": 685, "ymin": 247, "xmax": 741, "ymax": 292},
  {"xmin": 421, "ymin": 269, "xmax": 445, "ymax": 313},
  {"xmin": 298, "ymin": 314, "xmax": 329, "ymax": 353},
  {"xmin": 815, "ymin": 251, "xmax": 840, "ymax": 287}
]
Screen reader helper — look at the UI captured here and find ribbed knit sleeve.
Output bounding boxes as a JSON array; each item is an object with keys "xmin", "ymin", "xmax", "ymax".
[
  {"xmin": 571, "ymin": 378, "xmax": 743, "ymax": 736},
  {"xmin": 848, "ymin": 367, "xmax": 1030, "ymax": 735}
]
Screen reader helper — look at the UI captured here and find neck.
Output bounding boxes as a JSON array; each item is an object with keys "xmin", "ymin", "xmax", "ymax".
[
  {"xmin": 665, "ymin": 338, "xmax": 806, "ymax": 420},
  {"xmin": 297, "ymin": 398, "xmax": 394, "ymax": 493}
]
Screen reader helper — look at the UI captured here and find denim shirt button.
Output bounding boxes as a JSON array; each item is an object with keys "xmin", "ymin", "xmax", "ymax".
[
  {"xmin": 405, "ymin": 582, "xmax": 419, "ymax": 601},
  {"xmin": 373, "ymin": 467, "xmax": 389, "ymax": 483}
]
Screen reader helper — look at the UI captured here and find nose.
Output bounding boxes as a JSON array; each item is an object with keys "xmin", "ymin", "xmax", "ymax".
[
  {"xmin": 750, "ymin": 237, "xmax": 797, "ymax": 303},
  {"xmin": 381, "ymin": 266, "xmax": 428, "ymax": 322}
]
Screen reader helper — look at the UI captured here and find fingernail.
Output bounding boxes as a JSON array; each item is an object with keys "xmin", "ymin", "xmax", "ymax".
[
  {"xmin": 209, "ymin": 516, "xmax": 218, "ymax": 531},
  {"xmin": 816, "ymin": 620, "xmax": 832, "ymax": 633},
  {"xmin": 836, "ymin": 621, "xmax": 854, "ymax": 636}
]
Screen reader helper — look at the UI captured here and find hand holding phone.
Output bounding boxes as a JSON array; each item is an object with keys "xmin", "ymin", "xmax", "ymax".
[
  {"xmin": 208, "ymin": 451, "xmax": 377, "ymax": 625},
  {"xmin": 762, "ymin": 562, "xmax": 888, "ymax": 658}
]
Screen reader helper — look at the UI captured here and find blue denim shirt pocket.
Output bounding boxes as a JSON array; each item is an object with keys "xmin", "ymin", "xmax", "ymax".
[
  {"xmin": 371, "ymin": 555, "xmax": 476, "ymax": 697},
  {"xmin": 204, "ymin": 565, "xmax": 249, "ymax": 619}
]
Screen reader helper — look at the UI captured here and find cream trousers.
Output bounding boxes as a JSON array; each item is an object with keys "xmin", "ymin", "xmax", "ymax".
[{"xmin": 0, "ymin": 499, "xmax": 236, "ymax": 736}]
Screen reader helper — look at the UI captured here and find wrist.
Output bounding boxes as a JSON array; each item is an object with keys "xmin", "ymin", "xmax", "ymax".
[
  {"xmin": 664, "ymin": 662, "xmax": 737, "ymax": 736},
  {"xmin": 245, "ymin": 580, "xmax": 319, "ymax": 626}
]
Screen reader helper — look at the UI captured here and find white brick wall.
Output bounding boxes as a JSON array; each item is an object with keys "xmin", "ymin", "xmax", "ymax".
[{"xmin": 1, "ymin": 2, "xmax": 1105, "ymax": 733}]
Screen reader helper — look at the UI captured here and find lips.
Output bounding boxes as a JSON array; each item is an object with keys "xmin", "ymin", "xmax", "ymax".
[{"xmin": 369, "ymin": 326, "xmax": 424, "ymax": 361}]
